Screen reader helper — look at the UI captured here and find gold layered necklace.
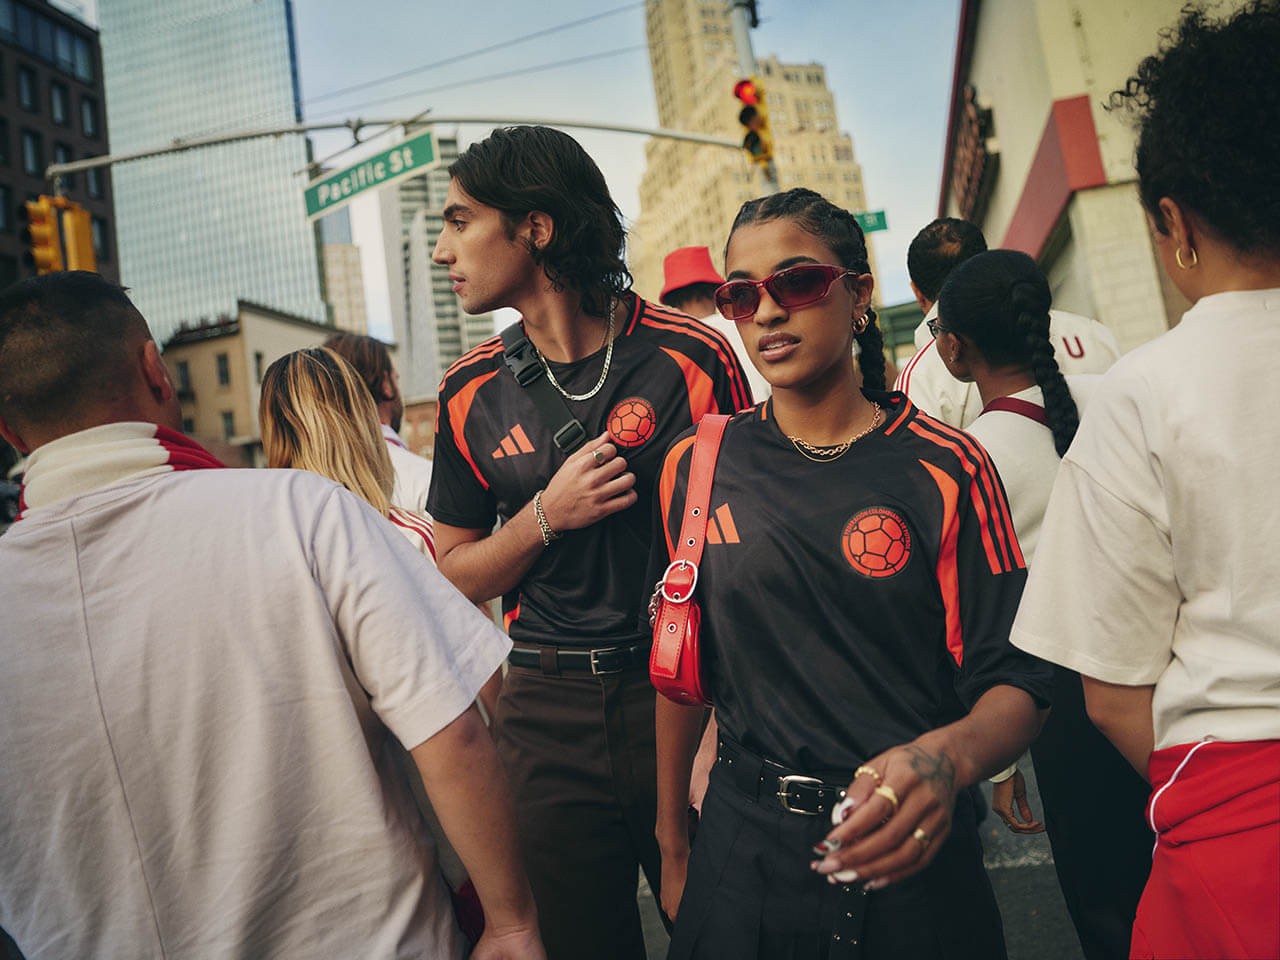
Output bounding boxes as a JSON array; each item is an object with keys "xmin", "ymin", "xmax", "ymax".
[
  {"xmin": 537, "ymin": 300, "xmax": 616, "ymax": 402},
  {"xmin": 787, "ymin": 402, "xmax": 883, "ymax": 463}
]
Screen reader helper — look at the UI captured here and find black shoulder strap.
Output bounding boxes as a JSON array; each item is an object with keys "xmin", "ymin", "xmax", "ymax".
[{"xmin": 500, "ymin": 322, "xmax": 588, "ymax": 455}]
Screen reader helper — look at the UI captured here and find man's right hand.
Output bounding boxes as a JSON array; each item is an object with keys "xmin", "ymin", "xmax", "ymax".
[
  {"xmin": 539, "ymin": 433, "xmax": 637, "ymax": 533},
  {"xmin": 471, "ymin": 923, "xmax": 546, "ymax": 960}
]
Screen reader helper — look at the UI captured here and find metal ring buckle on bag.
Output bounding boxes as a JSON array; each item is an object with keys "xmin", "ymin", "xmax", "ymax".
[{"xmin": 659, "ymin": 559, "xmax": 698, "ymax": 604}]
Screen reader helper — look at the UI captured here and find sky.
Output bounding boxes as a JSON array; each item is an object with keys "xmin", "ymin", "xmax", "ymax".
[
  {"xmin": 76, "ymin": 0, "xmax": 962, "ymax": 338},
  {"xmin": 290, "ymin": 0, "xmax": 962, "ymax": 337}
]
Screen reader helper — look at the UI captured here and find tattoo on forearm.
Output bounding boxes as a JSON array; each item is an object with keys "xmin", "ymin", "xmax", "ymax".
[{"xmin": 904, "ymin": 745, "xmax": 956, "ymax": 803}]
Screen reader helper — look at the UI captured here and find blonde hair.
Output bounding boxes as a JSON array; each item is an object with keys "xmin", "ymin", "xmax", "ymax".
[{"xmin": 259, "ymin": 347, "xmax": 395, "ymax": 515}]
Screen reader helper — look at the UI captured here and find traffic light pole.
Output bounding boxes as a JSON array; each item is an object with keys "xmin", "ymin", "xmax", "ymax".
[{"xmin": 727, "ymin": 0, "xmax": 779, "ymax": 194}]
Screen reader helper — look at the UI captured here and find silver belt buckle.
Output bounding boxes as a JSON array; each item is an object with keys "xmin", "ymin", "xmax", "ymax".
[
  {"xmin": 589, "ymin": 648, "xmax": 622, "ymax": 676},
  {"xmin": 776, "ymin": 774, "xmax": 824, "ymax": 814}
]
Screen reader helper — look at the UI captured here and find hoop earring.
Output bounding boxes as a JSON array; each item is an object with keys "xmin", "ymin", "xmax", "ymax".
[
  {"xmin": 1175, "ymin": 246, "xmax": 1198, "ymax": 270},
  {"xmin": 852, "ymin": 317, "xmax": 868, "ymax": 335}
]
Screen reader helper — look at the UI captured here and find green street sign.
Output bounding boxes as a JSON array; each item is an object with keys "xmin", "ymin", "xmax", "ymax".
[
  {"xmin": 304, "ymin": 130, "xmax": 438, "ymax": 220},
  {"xmin": 854, "ymin": 209, "xmax": 888, "ymax": 233}
]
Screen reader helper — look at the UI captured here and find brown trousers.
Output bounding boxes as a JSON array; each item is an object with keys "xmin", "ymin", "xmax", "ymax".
[{"xmin": 494, "ymin": 665, "xmax": 663, "ymax": 960}]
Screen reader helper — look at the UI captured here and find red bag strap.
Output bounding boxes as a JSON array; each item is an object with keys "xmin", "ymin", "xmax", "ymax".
[
  {"xmin": 982, "ymin": 395, "xmax": 1049, "ymax": 426},
  {"xmin": 672, "ymin": 414, "xmax": 731, "ymax": 567}
]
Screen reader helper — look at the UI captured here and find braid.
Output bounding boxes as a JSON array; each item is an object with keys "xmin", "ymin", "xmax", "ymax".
[
  {"xmin": 855, "ymin": 307, "xmax": 887, "ymax": 391},
  {"xmin": 1012, "ymin": 282, "xmax": 1079, "ymax": 457}
]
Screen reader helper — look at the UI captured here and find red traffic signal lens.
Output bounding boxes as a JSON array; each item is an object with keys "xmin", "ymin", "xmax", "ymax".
[{"xmin": 733, "ymin": 79, "xmax": 760, "ymax": 105}]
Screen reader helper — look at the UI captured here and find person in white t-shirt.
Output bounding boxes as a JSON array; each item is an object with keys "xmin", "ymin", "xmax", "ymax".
[
  {"xmin": 0, "ymin": 273, "xmax": 544, "ymax": 960},
  {"xmin": 895, "ymin": 218, "xmax": 1120, "ymax": 427},
  {"xmin": 935, "ymin": 249, "xmax": 1150, "ymax": 960},
  {"xmin": 324, "ymin": 332, "xmax": 434, "ymax": 515},
  {"xmin": 661, "ymin": 245, "xmax": 768, "ymax": 403},
  {"xmin": 1011, "ymin": 6, "xmax": 1280, "ymax": 956}
]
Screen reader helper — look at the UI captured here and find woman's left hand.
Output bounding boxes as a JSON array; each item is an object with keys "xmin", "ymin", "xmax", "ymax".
[{"xmin": 810, "ymin": 739, "xmax": 959, "ymax": 891}]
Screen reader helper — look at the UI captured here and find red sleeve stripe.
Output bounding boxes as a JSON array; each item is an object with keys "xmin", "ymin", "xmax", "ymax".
[
  {"xmin": 920, "ymin": 459, "xmax": 965, "ymax": 666},
  {"xmin": 622, "ymin": 293, "xmax": 643, "ymax": 336},
  {"xmin": 662, "ymin": 346, "xmax": 718, "ymax": 425},
  {"xmin": 389, "ymin": 508, "xmax": 437, "ymax": 560},
  {"xmin": 445, "ymin": 369, "xmax": 500, "ymax": 491},
  {"xmin": 658, "ymin": 435, "xmax": 697, "ymax": 559},
  {"xmin": 881, "ymin": 396, "xmax": 913, "ymax": 436},
  {"xmin": 504, "ymin": 599, "xmax": 521, "ymax": 633},
  {"xmin": 895, "ymin": 338, "xmax": 935, "ymax": 395},
  {"xmin": 441, "ymin": 337, "xmax": 504, "ymax": 385},
  {"xmin": 919, "ymin": 416, "xmax": 1024, "ymax": 569},
  {"xmin": 642, "ymin": 303, "xmax": 752, "ymax": 411},
  {"xmin": 906, "ymin": 419, "xmax": 1024, "ymax": 574}
]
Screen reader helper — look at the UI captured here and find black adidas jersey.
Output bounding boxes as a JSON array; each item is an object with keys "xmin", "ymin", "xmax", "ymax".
[
  {"xmin": 648, "ymin": 391, "xmax": 1052, "ymax": 774},
  {"xmin": 429, "ymin": 293, "xmax": 752, "ymax": 647}
]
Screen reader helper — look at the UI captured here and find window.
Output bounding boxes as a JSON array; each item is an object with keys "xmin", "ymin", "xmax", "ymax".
[
  {"xmin": 90, "ymin": 215, "xmax": 108, "ymax": 261},
  {"xmin": 0, "ymin": 1, "xmax": 14, "ymax": 41},
  {"xmin": 54, "ymin": 26, "xmax": 73, "ymax": 73},
  {"xmin": 216, "ymin": 352, "xmax": 230, "ymax": 386},
  {"xmin": 220, "ymin": 411, "xmax": 235, "ymax": 439},
  {"xmin": 176, "ymin": 360, "xmax": 191, "ymax": 392},
  {"xmin": 35, "ymin": 15, "xmax": 52, "ymax": 62},
  {"xmin": 53, "ymin": 142, "xmax": 72, "ymax": 188},
  {"xmin": 254, "ymin": 351, "xmax": 264, "ymax": 384},
  {"xmin": 72, "ymin": 36, "xmax": 92, "ymax": 83},
  {"xmin": 87, "ymin": 164, "xmax": 104, "ymax": 199},
  {"xmin": 81, "ymin": 96, "xmax": 98, "ymax": 138},
  {"xmin": 21, "ymin": 129, "xmax": 42, "ymax": 176},
  {"xmin": 15, "ymin": 5, "xmax": 32, "ymax": 49},
  {"xmin": 50, "ymin": 82, "xmax": 68, "ymax": 125},
  {"xmin": 18, "ymin": 66, "xmax": 36, "ymax": 111}
]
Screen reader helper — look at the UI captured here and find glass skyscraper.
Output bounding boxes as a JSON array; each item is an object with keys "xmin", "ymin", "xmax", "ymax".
[{"xmin": 98, "ymin": 0, "xmax": 326, "ymax": 341}]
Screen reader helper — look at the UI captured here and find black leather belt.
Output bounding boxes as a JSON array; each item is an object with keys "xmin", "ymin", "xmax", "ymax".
[
  {"xmin": 507, "ymin": 642, "xmax": 650, "ymax": 676},
  {"xmin": 716, "ymin": 735, "xmax": 851, "ymax": 816}
]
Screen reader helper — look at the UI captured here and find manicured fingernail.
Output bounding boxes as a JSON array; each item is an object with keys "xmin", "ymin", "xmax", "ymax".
[
  {"xmin": 864, "ymin": 878, "xmax": 887, "ymax": 891},
  {"xmin": 813, "ymin": 838, "xmax": 841, "ymax": 855},
  {"xmin": 833, "ymin": 868, "xmax": 858, "ymax": 883},
  {"xmin": 831, "ymin": 797, "xmax": 856, "ymax": 825},
  {"xmin": 809, "ymin": 860, "xmax": 821, "ymax": 871},
  {"xmin": 826, "ymin": 873, "xmax": 840, "ymax": 885}
]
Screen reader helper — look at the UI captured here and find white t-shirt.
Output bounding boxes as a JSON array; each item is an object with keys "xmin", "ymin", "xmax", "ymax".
[
  {"xmin": 383, "ymin": 423, "xmax": 435, "ymax": 515},
  {"xmin": 390, "ymin": 504, "xmax": 436, "ymax": 561},
  {"xmin": 964, "ymin": 375, "xmax": 1098, "ymax": 562},
  {"xmin": 698, "ymin": 311, "xmax": 769, "ymax": 405},
  {"xmin": 896, "ymin": 306, "xmax": 1121, "ymax": 428},
  {"xmin": 1011, "ymin": 289, "xmax": 1280, "ymax": 750},
  {"xmin": 0, "ymin": 425, "xmax": 509, "ymax": 960}
]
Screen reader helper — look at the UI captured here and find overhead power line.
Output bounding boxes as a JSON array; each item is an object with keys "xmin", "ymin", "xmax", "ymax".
[{"xmin": 303, "ymin": 2, "xmax": 643, "ymax": 109}]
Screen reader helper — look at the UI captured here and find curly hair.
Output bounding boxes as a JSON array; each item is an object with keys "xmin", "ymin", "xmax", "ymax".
[
  {"xmin": 259, "ymin": 348, "xmax": 395, "ymax": 516},
  {"xmin": 1109, "ymin": 0, "xmax": 1280, "ymax": 255},
  {"xmin": 449, "ymin": 126, "xmax": 631, "ymax": 317},
  {"xmin": 726, "ymin": 188, "xmax": 886, "ymax": 391},
  {"xmin": 937, "ymin": 250, "xmax": 1080, "ymax": 457}
]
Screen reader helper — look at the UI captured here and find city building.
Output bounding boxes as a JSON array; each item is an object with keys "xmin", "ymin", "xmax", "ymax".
[
  {"xmin": 0, "ymin": 0, "xmax": 117, "ymax": 287},
  {"xmin": 318, "ymin": 206, "xmax": 367, "ymax": 334},
  {"xmin": 938, "ymin": 0, "xmax": 1193, "ymax": 352},
  {"xmin": 378, "ymin": 128, "xmax": 492, "ymax": 398},
  {"xmin": 97, "ymin": 0, "xmax": 327, "ymax": 343},
  {"xmin": 161, "ymin": 300, "xmax": 332, "ymax": 466},
  {"xmin": 630, "ymin": 0, "xmax": 876, "ymax": 302}
]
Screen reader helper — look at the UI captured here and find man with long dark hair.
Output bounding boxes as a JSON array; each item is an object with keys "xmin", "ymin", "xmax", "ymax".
[{"xmin": 429, "ymin": 126, "xmax": 751, "ymax": 959}]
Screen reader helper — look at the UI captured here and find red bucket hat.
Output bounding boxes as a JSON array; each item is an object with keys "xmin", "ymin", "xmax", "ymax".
[{"xmin": 660, "ymin": 246, "xmax": 726, "ymax": 305}]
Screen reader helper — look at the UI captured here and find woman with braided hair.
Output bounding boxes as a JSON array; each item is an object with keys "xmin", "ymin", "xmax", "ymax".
[
  {"xmin": 1010, "ymin": 3, "xmax": 1280, "ymax": 956},
  {"xmin": 935, "ymin": 249, "xmax": 1151, "ymax": 960},
  {"xmin": 649, "ymin": 188, "xmax": 1051, "ymax": 958}
]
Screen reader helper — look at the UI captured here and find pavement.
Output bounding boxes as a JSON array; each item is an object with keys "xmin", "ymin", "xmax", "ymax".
[{"xmin": 639, "ymin": 756, "xmax": 1087, "ymax": 960}]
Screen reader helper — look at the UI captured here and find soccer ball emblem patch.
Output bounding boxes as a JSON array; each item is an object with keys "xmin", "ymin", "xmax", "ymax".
[
  {"xmin": 607, "ymin": 397, "xmax": 657, "ymax": 447},
  {"xmin": 842, "ymin": 508, "xmax": 911, "ymax": 578}
]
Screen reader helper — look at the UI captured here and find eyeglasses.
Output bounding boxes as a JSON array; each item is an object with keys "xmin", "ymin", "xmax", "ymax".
[
  {"xmin": 714, "ymin": 264, "xmax": 856, "ymax": 323},
  {"xmin": 926, "ymin": 318, "xmax": 950, "ymax": 338}
]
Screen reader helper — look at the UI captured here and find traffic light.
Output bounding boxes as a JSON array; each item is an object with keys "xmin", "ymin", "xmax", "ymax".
[
  {"xmin": 21, "ymin": 196, "xmax": 64, "ymax": 274},
  {"xmin": 734, "ymin": 76, "xmax": 773, "ymax": 168},
  {"xmin": 59, "ymin": 200, "xmax": 96, "ymax": 272}
]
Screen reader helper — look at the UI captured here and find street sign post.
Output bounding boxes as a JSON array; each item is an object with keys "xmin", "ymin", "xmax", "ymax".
[
  {"xmin": 854, "ymin": 209, "xmax": 888, "ymax": 233},
  {"xmin": 304, "ymin": 130, "xmax": 438, "ymax": 221}
]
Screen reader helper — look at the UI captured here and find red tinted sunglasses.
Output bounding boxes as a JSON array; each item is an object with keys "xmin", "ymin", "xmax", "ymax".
[{"xmin": 714, "ymin": 263, "xmax": 856, "ymax": 323}]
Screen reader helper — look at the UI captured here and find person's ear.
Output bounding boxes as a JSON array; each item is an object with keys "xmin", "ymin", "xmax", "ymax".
[
  {"xmin": 0, "ymin": 414, "xmax": 30, "ymax": 455},
  {"xmin": 140, "ymin": 341, "xmax": 175, "ymax": 405},
  {"xmin": 526, "ymin": 210, "xmax": 555, "ymax": 253},
  {"xmin": 1157, "ymin": 197, "xmax": 1197, "ymax": 261},
  {"xmin": 909, "ymin": 280, "xmax": 931, "ymax": 314}
]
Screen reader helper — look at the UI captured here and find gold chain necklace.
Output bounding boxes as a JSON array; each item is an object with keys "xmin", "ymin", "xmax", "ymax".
[
  {"xmin": 787, "ymin": 402, "xmax": 883, "ymax": 462},
  {"xmin": 537, "ymin": 300, "xmax": 616, "ymax": 402}
]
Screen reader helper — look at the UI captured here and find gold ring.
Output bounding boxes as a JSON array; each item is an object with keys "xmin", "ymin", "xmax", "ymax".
[
  {"xmin": 853, "ymin": 765, "xmax": 882, "ymax": 786},
  {"xmin": 912, "ymin": 827, "xmax": 931, "ymax": 850},
  {"xmin": 592, "ymin": 448, "xmax": 606, "ymax": 466},
  {"xmin": 872, "ymin": 783, "xmax": 899, "ymax": 813}
]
